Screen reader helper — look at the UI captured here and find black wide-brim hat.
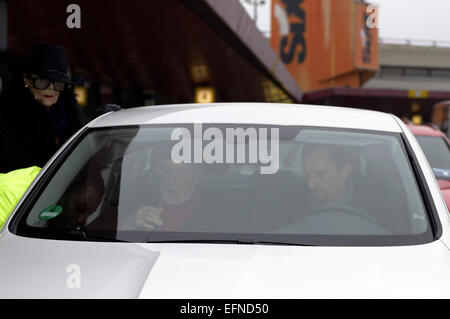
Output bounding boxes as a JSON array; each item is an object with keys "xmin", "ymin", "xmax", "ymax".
[{"xmin": 25, "ymin": 42, "xmax": 74, "ymax": 84}]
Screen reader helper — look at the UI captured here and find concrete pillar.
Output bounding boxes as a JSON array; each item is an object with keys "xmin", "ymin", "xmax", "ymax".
[{"xmin": 0, "ymin": 0, "xmax": 7, "ymax": 51}]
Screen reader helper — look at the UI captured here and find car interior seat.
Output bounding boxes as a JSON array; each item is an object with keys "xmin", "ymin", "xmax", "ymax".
[
  {"xmin": 248, "ymin": 170, "xmax": 308, "ymax": 232},
  {"xmin": 359, "ymin": 143, "xmax": 411, "ymax": 234}
]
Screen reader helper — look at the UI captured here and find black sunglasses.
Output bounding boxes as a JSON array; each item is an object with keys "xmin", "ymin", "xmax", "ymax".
[{"xmin": 29, "ymin": 75, "xmax": 67, "ymax": 92}]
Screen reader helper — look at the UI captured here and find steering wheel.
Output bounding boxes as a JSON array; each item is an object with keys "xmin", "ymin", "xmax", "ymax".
[{"xmin": 306, "ymin": 202, "xmax": 378, "ymax": 225}]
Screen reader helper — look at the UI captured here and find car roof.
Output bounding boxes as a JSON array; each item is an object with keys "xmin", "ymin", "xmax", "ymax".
[
  {"xmin": 89, "ymin": 103, "xmax": 402, "ymax": 132},
  {"xmin": 407, "ymin": 124, "xmax": 445, "ymax": 137}
]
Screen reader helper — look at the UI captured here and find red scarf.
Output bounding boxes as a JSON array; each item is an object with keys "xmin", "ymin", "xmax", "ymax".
[{"xmin": 159, "ymin": 195, "xmax": 198, "ymax": 231}]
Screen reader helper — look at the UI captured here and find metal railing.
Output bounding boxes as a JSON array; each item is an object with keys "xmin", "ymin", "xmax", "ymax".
[{"xmin": 380, "ymin": 38, "xmax": 450, "ymax": 48}]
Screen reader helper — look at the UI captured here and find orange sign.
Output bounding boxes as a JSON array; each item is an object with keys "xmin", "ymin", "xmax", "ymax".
[{"xmin": 271, "ymin": 0, "xmax": 378, "ymax": 92}]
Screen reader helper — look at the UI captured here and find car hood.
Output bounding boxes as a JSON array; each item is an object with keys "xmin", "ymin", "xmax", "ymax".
[{"xmin": 2, "ymin": 233, "xmax": 450, "ymax": 298}]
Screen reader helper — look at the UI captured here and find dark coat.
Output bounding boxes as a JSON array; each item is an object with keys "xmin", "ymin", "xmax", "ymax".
[{"xmin": 0, "ymin": 78, "xmax": 85, "ymax": 172}]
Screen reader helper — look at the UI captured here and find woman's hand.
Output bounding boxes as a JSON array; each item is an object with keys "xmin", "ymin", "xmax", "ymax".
[{"xmin": 135, "ymin": 206, "xmax": 164, "ymax": 230}]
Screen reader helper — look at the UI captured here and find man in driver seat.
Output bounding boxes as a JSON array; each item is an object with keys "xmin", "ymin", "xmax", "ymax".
[
  {"xmin": 302, "ymin": 143, "xmax": 358, "ymax": 207},
  {"xmin": 275, "ymin": 143, "xmax": 387, "ymax": 234}
]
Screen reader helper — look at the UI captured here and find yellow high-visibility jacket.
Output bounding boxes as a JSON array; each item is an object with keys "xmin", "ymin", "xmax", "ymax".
[{"xmin": 0, "ymin": 166, "xmax": 41, "ymax": 229}]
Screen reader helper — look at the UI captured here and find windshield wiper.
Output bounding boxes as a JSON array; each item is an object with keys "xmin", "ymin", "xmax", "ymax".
[
  {"xmin": 66, "ymin": 229, "xmax": 128, "ymax": 242},
  {"xmin": 145, "ymin": 238, "xmax": 312, "ymax": 246}
]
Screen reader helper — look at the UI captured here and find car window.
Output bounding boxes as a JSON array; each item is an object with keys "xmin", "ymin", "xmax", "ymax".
[
  {"xmin": 415, "ymin": 135, "xmax": 450, "ymax": 179},
  {"xmin": 13, "ymin": 125, "xmax": 434, "ymax": 246}
]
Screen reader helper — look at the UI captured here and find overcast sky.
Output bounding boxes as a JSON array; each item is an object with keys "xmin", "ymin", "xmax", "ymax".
[
  {"xmin": 240, "ymin": 0, "xmax": 450, "ymax": 43},
  {"xmin": 369, "ymin": 0, "xmax": 450, "ymax": 43}
]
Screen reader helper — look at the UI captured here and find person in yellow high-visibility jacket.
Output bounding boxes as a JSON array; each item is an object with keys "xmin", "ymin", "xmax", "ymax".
[{"xmin": 0, "ymin": 166, "xmax": 41, "ymax": 229}]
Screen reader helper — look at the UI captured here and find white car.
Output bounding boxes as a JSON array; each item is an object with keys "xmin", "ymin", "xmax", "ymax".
[{"xmin": 1, "ymin": 103, "xmax": 450, "ymax": 298}]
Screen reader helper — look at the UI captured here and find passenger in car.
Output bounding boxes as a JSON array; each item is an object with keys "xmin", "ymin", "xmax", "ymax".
[
  {"xmin": 46, "ymin": 169, "xmax": 105, "ymax": 230},
  {"xmin": 119, "ymin": 142, "xmax": 203, "ymax": 231}
]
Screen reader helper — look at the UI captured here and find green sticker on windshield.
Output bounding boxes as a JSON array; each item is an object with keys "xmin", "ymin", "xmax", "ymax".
[{"xmin": 39, "ymin": 205, "xmax": 63, "ymax": 220}]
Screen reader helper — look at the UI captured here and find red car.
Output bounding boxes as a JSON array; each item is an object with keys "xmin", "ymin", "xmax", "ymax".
[{"xmin": 407, "ymin": 124, "xmax": 450, "ymax": 209}]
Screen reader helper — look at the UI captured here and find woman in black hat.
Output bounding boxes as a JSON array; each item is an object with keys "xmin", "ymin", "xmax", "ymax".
[{"xmin": 0, "ymin": 43, "xmax": 85, "ymax": 173}]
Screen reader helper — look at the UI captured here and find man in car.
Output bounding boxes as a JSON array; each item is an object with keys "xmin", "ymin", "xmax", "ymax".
[
  {"xmin": 302, "ymin": 143, "xmax": 357, "ymax": 206},
  {"xmin": 275, "ymin": 143, "xmax": 386, "ymax": 234}
]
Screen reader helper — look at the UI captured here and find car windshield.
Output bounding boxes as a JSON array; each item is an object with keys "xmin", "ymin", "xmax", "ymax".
[
  {"xmin": 13, "ymin": 124, "xmax": 433, "ymax": 246},
  {"xmin": 415, "ymin": 135, "xmax": 450, "ymax": 180}
]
